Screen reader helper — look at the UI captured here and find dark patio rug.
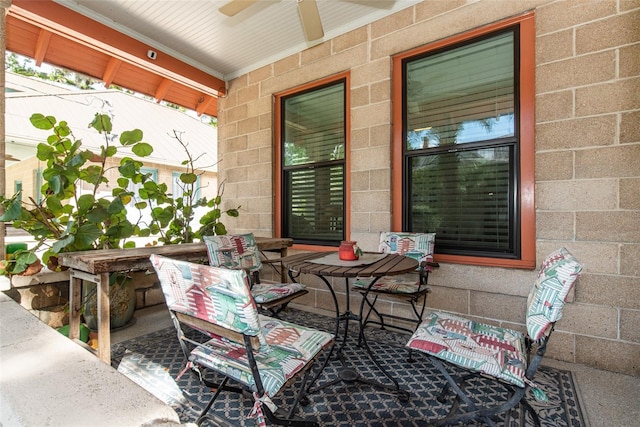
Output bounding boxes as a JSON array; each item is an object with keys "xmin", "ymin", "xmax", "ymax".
[{"xmin": 111, "ymin": 308, "xmax": 586, "ymax": 427}]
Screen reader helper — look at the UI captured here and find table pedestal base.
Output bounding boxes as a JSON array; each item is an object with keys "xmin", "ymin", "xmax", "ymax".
[
  {"xmin": 283, "ymin": 252, "xmax": 422, "ymax": 403},
  {"xmin": 308, "ymin": 365, "xmax": 410, "ymax": 402}
]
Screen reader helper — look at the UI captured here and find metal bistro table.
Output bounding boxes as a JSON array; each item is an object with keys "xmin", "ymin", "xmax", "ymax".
[
  {"xmin": 282, "ymin": 251, "xmax": 418, "ymax": 400},
  {"xmin": 59, "ymin": 237, "xmax": 293, "ymax": 364}
]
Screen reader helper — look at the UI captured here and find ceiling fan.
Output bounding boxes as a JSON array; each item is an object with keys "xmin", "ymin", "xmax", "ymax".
[{"xmin": 219, "ymin": 0, "xmax": 324, "ymax": 41}]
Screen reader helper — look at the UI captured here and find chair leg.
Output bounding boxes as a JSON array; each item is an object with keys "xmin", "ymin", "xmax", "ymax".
[
  {"xmin": 262, "ymin": 369, "xmax": 318, "ymax": 427},
  {"xmin": 519, "ymin": 394, "xmax": 542, "ymax": 427},
  {"xmin": 429, "ymin": 357, "xmax": 528, "ymax": 427},
  {"xmin": 287, "ymin": 366, "xmax": 313, "ymax": 419},
  {"xmin": 196, "ymin": 376, "xmax": 229, "ymax": 426}
]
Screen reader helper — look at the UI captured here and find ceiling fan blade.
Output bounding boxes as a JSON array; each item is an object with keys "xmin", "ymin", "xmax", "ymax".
[
  {"xmin": 219, "ymin": 0, "xmax": 259, "ymax": 17},
  {"xmin": 297, "ymin": 0, "xmax": 324, "ymax": 41}
]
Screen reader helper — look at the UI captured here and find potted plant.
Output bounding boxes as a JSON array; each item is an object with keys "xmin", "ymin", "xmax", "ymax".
[{"xmin": 0, "ymin": 113, "xmax": 152, "ymax": 328}]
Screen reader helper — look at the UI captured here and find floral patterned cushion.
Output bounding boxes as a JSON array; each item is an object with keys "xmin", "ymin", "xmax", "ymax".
[
  {"xmin": 406, "ymin": 311, "xmax": 527, "ymax": 387},
  {"xmin": 203, "ymin": 233, "xmax": 306, "ymax": 304},
  {"xmin": 150, "ymin": 254, "xmax": 266, "ymax": 347},
  {"xmin": 251, "ymin": 282, "xmax": 307, "ymax": 304},
  {"xmin": 526, "ymin": 247, "xmax": 583, "ymax": 341},
  {"xmin": 150, "ymin": 254, "xmax": 333, "ymax": 398},
  {"xmin": 190, "ymin": 315, "xmax": 333, "ymax": 396},
  {"xmin": 377, "ymin": 232, "xmax": 436, "ymax": 262},
  {"xmin": 203, "ymin": 233, "xmax": 263, "ymax": 273},
  {"xmin": 352, "ymin": 232, "xmax": 435, "ymax": 293}
]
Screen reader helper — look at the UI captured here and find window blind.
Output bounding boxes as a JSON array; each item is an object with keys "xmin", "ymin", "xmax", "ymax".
[
  {"xmin": 406, "ymin": 31, "xmax": 515, "ymax": 150},
  {"xmin": 409, "ymin": 146, "xmax": 513, "ymax": 254},
  {"xmin": 282, "ymin": 80, "xmax": 346, "ymax": 245},
  {"xmin": 404, "ymin": 30, "xmax": 518, "ymax": 257}
]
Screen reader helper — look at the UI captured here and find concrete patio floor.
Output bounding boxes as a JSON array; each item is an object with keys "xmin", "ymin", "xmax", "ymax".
[{"xmin": 113, "ymin": 304, "xmax": 640, "ymax": 427}]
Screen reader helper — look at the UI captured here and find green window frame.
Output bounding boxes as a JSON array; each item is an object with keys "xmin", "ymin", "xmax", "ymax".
[
  {"xmin": 172, "ymin": 171, "xmax": 201, "ymax": 201},
  {"xmin": 128, "ymin": 167, "xmax": 158, "ymax": 206},
  {"xmin": 33, "ymin": 168, "xmax": 43, "ymax": 204},
  {"xmin": 14, "ymin": 180, "xmax": 22, "ymax": 201}
]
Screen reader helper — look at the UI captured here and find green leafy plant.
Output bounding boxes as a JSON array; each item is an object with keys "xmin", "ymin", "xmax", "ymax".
[
  {"xmin": 0, "ymin": 113, "xmax": 151, "ymax": 275},
  {"xmin": 0, "ymin": 112, "xmax": 239, "ymax": 276},
  {"xmin": 134, "ymin": 130, "xmax": 239, "ymax": 245}
]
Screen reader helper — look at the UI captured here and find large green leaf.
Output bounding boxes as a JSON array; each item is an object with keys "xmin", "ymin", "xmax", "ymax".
[
  {"xmin": 151, "ymin": 206, "xmax": 174, "ymax": 226},
  {"xmin": 52, "ymin": 235, "xmax": 75, "ymax": 253},
  {"xmin": 180, "ymin": 172, "xmax": 197, "ymax": 184},
  {"xmin": 68, "ymin": 153, "xmax": 85, "ymax": 168},
  {"xmin": 117, "ymin": 177, "xmax": 130, "ymax": 188},
  {"xmin": 107, "ymin": 198, "xmax": 125, "ymax": 214},
  {"xmin": 0, "ymin": 196, "xmax": 23, "ymax": 221},
  {"xmin": 45, "ymin": 197, "xmax": 64, "ymax": 214},
  {"xmin": 104, "ymin": 146, "xmax": 117, "ymax": 157},
  {"xmin": 214, "ymin": 222, "xmax": 227, "ymax": 235},
  {"xmin": 36, "ymin": 143, "xmax": 55, "ymax": 161},
  {"xmin": 120, "ymin": 129, "xmax": 143, "ymax": 146},
  {"xmin": 105, "ymin": 221, "xmax": 134, "ymax": 238},
  {"xmin": 47, "ymin": 175, "xmax": 63, "ymax": 195},
  {"xmin": 30, "ymin": 113, "xmax": 56, "ymax": 130},
  {"xmin": 85, "ymin": 205, "xmax": 109, "ymax": 223},
  {"xmin": 74, "ymin": 224, "xmax": 102, "ymax": 248},
  {"xmin": 143, "ymin": 180, "xmax": 158, "ymax": 190},
  {"xmin": 89, "ymin": 114, "xmax": 112, "ymax": 133},
  {"xmin": 118, "ymin": 162, "xmax": 136, "ymax": 178},
  {"xmin": 77, "ymin": 194, "xmax": 95, "ymax": 214},
  {"xmin": 132, "ymin": 142, "xmax": 153, "ymax": 157}
]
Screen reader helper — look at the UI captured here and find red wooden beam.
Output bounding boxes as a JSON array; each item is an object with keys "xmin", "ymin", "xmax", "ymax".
[{"xmin": 9, "ymin": 0, "xmax": 226, "ymax": 98}]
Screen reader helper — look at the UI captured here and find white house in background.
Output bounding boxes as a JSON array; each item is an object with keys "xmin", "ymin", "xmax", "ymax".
[{"xmin": 4, "ymin": 72, "xmax": 219, "ymax": 225}]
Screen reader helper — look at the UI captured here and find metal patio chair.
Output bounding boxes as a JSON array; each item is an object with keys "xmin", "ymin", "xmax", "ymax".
[
  {"xmin": 150, "ymin": 254, "xmax": 333, "ymax": 427},
  {"xmin": 406, "ymin": 247, "xmax": 583, "ymax": 426},
  {"xmin": 204, "ymin": 233, "xmax": 308, "ymax": 317},
  {"xmin": 353, "ymin": 232, "xmax": 437, "ymax": 339}
]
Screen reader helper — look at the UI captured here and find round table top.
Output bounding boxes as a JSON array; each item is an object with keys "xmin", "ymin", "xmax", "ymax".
[{"xmin": 282, "ymin": 251, "xmax": 418, "ymax": 278}]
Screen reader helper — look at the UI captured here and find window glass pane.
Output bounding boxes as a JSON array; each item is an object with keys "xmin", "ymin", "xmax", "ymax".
[
  {"xmin": 406, "ymin": 32, "xmax": 514, "ymax": 150},
  {"xmin": 14, "ymin": 180, "xmax": 22, "ymax": 201},
  {"xmin": 281, "ymin": 80, "xmax": 346, "ymax": 245},
  {"xmin": 404, "ymin": 28, "xmax": 519, "ymax": 258},
  {"xmin": 284, "ymin": 83, "xmax": 345, "ymax": 166},
  {"xmin": 33, "ymin": 168, "xmax": 43, "ymax": 203},
  {"xmin": 409, "ymin": 146, "xmax": 513, "ymax": 254},
  {"xmin": 172, "ymin": 171, "xmax": 201, "ymax": 200},
  {"xmin": 285, "ymin": 164, "xmax": 344, "ymax": 242}
]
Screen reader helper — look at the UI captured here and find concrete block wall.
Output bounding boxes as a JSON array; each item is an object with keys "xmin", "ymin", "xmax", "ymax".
[{"xmin": 218, "ymin": 0, "xmax": 640, "ymax": 376}]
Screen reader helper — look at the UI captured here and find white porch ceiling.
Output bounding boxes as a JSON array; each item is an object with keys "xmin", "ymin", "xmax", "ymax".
[{"xmin": 55, "ymin": 0, "xmax": 422, "ymax": 81}]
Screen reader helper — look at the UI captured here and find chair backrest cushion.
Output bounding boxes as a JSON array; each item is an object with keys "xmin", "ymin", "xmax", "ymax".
[
  {"xmin": 150, "ymin": 254, "xmax": 266, "ymax": 345},
  {"xmin": 526, "ymin": 248, "xmax": 583, "ymax": 341},
  {"xmin": 203, "ymin": 233, "xmax": 263, "ymax": 273},
  {"xmin": 378, "ymin": 232, "xmax": 436, "ymax": 266}
]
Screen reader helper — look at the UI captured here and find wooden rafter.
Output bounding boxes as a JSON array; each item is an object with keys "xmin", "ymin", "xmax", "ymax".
[
  {"xmin": 6, "ymin": 0, "xmax": 225, "ymax": 116},
  {"xmin": 33, "ymin": 28, "xmax": 51, "ymax": 66}
]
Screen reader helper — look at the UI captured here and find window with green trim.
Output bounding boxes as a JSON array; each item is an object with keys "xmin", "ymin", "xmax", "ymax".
[
  {"xmin": 33, "ymin": 168, "xmax": 43, "ymax": 203},
  {"xmin": 172, "ymin": 171, "xmax": 201, "ymax": 201},
  {"xmin": 14, "ymin": 180, "xmax": 22, "ymax": 201}
]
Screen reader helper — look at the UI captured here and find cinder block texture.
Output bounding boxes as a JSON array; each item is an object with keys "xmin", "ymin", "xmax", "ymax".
[{"xmin": 217, "ymin": 0, "xmax": 640, "ymax": 376}]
